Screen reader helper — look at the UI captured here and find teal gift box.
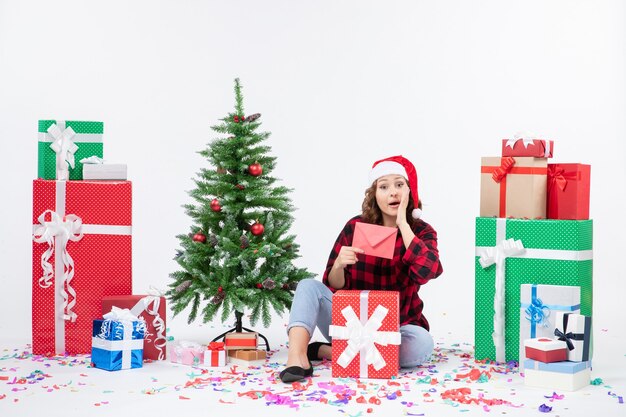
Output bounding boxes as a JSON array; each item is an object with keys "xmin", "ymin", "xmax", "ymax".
[
  {"xmin": 474, "ymin": 217, "xmax": 592, "ymax": 363},
  {"xmin": 38, "ymin": 120, "xmax": 104, "ymax": 180}
]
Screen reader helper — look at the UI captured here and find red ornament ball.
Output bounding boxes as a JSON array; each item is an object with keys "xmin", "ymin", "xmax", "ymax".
[
  {"xmin": 218, "ymin": 286, "xmax": 223, "ymax": 292},
  {"xmin": 248, "ymin": 162, "xmax": 263, "ymax": 177},
  {"xmin": 250, "ymin": 221, "xmax": 265, "ymax": 236},
  {"xmin": 233, "ymin": 115, "xmax": 240, "ymax": 123},
  {"xmin": 210, "ymin": 198, "xmax": 222, "ymax": 212},
  {"xmin": 256, "ymin": 283, "xmax": 263, "ymax": 289},
  {"xmin": 192, "ymin": 232, "xmax": 207, "ymax": 243}
]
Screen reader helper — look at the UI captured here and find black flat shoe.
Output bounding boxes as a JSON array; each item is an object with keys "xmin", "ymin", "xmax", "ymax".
[
  {"xmin": 279, "ymin": 362, "xmax": 314, "ymax": 383},
  {"xmin": 307, "ymin": 342, "xmax": 331, "ymax": 361}
]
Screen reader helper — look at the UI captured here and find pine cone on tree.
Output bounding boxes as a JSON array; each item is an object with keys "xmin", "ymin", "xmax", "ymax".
[
  {"xmin": 211, "ymin": 291, "xmax": 226, "ymax": 305},
  {"xmin": 240, "ymin": 233, "xmax": 250, "ymax": 249},
  {"xmin": 245, "ymin": 113, "xmax": 261, "ymax": 122},
  {"xmin": 175, "ymin": 280, "xmax": 192, "ymax": 293},
  {"xmin": 209, "ymin": 234, "xmax": 219, "ymax": 247},
  {"xmin": 262, "ymin": 278, "xmax": 276, "ymax": 290}
]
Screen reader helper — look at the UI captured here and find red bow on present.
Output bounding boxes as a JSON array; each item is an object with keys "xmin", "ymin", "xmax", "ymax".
[
  {"xmin": 492, "ymin": 157, "xmax": 515, "ymax": 183},
  {"xmin": 208, "ymin": 341, "xmax": 225, "ymax": 351},
  {"xmin": 548, "ymin": 166, "xmax": 568, "ymax": 191}
]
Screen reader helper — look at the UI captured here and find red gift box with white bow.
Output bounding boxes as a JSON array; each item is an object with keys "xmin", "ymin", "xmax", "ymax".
[
  {"xmin": 501, "ymin": 137, "xmax": 554, "ymax": 158},
  {"xmin": 32, "ymin": 179, "xmax": 132, "ymax": 355},
  {"xmin": 329, "ymin": 290, "xmax": 401, "ymax": 379},
  {"xmin": 102, "ymin": 295, "xmax": 167, "ymax": 360}
]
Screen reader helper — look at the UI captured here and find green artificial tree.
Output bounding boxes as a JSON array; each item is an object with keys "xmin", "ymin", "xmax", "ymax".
[{"xmin": 168, "ymin": 78, "xmax": 314, "ymax": 335}]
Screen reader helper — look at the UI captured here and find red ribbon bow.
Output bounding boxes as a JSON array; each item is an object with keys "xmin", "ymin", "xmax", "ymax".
[
  {"xmin": 491, "ymin": 157, "xmax": 515, "ymax": 183},
  {"xmin": 208, "ymin": 341, "xmax": 225, "ymax": 351},
  {"xmin": 548, "ymin": 166, "xmax": 568, "ymax": 191}
]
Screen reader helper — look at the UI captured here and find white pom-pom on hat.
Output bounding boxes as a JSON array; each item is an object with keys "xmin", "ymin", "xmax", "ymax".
[{"xmin": 368, "ymin": 155, "xmax": 421, "ymax": 219}]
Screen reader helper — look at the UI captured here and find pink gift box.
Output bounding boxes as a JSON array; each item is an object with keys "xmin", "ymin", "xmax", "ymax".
[{"xmin": 169, "ymin": 341, "xmax": 204, "ymax": 366}]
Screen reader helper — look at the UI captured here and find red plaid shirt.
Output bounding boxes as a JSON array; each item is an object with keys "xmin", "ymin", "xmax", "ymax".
[{"xmin": 322, "ymin": 216, "xmax": 443, "ymax": 330}]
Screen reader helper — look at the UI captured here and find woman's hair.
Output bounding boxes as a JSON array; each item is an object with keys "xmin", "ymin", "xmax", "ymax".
[{"xmin": 361, "ymin": 180, "xmax": 421, "ymax": 228}]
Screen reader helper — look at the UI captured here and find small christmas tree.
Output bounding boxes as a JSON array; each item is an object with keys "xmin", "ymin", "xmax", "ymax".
[{"xmin": 168, "ymin": 78, "xmax": 314, "ymax": 328}]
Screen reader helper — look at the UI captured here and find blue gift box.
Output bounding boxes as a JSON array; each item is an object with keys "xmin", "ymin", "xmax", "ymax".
[
  {"xmin": 524, "ymin": 359, "xmax": 591, "ymax": 374},
  {"xmin": 91, "ymin": 319, "xmax": 145, "ymax": 371}
]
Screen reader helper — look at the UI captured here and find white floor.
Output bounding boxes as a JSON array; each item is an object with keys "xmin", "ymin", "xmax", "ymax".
[{"xmin": 1, "ymin": 322, "xmax": 624, "ymax": 417}]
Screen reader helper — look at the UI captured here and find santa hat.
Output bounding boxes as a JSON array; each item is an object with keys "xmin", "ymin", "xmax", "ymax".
[{"xmin": 368, "ymin": 155, "xmax": 422, "ymax": 219}]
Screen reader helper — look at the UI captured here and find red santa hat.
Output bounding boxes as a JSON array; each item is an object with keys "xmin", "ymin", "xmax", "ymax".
[{"xmin": 368, "ymin": 155, "xmax": 422, "ymax": 219}]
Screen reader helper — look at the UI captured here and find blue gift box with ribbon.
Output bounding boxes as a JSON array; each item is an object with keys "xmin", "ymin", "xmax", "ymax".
[{"xmin": 91, "ymin": 308, "xmax": 145, "ymax": 371}]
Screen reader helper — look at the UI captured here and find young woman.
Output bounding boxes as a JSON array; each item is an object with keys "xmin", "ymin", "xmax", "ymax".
[{"xmin": 279, "ymin": 155, "xmax": 443, "ymax": 383}]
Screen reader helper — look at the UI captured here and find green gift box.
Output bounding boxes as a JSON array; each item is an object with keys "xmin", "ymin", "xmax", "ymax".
[
  {"xmin": 474, "ymin": 217, "xmax": 592, "ymax": 363},
  {"xmin": 38, "ymin": 120, "xmax": 104, "ymax": 180}
]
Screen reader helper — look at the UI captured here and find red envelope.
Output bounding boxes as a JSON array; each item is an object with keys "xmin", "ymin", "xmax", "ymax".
[{"xmin": 352, "ymin": 223, "xmax": 397, "ymax": 259}]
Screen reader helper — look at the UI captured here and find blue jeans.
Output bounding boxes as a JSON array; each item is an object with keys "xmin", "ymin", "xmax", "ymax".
[{"xmin": 287, "ymin": 278, "xmax": 434, "ymax": 368}]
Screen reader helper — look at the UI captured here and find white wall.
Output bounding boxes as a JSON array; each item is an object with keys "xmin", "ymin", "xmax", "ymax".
[{"xmin": 1, "ymin": 0, "xmax": 624, "ymax": 344}]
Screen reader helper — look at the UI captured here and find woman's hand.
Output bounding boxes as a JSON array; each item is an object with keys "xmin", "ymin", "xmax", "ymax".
[
  {"xmin": 332, "ymin": 246, "xmax": 365, "ymax": 270},
  {"xmin": 396, "ymin": 186, "xmax": 410, "ymax": 227}
]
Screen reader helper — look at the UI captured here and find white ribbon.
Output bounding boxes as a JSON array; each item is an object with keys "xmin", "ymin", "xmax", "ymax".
[
  {"xmin": 47, "ymin": 122, "xmax": 78, "ymax": 180},
  {"xmin": 329, "ymin": 291, "xmax": 401, "ymax": 376},
  {"xmin": 130, "ymin": 293, "xmax": 167, "ymax": 360},
  {"xmin": 32, "ymin": 209, "xmax": 83, "ymax": 323},
  {"xmin": 80, "ymin": 156, "xmax": 105, "ymax": 164},
  {"xmin": 104, "ymin": 306, "xmax": 138, "ymax": 322},
  {"xmin": 475, "ymin": 218, "xmax": 593, "ymax": 363},
  {"xmin": 477, "ymin": 238, "xmax": 525, "ymax": 363},
  {"xmin": 504, "ymin": 132, "xmax": 537, "ymax": 150}
]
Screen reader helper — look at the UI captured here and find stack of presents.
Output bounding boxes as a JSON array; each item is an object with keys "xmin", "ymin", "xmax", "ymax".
[
  {"xmin": 30, "ymin": 119, "xmax": 251, "ymax": 371},
  {"xmin": 475, "ymin": 135, "xmax": 592, "ymax": 391},
  {"xmin": 169, "ymin": 332, "xmax": 266, "ymax": 368}
]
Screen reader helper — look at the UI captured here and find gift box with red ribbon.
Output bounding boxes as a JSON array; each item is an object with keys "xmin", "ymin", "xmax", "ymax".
[
  {"xmin": 501, "ymin": 138, "xmax": 554, "ymax": 158},
  {"xmin": 224, "ymin": 332, "xmax": 258, "ymax": 350},
  {"xmin": 204, "ymin": 342, "xmax": 227, "ymax": 367},
  {"xmin": 32, "ymin": 179, "xmax": 132, "ymax": 355},
  {"xmin": 480, "ymin": 157, "xmax": 548, "ymax": 218},
  {"xmin": 102, "ymin": 295, "xmax": 167, "ymax": 360},
  {"xmin": 547, "ymin": 164, "xmax": 591, "ymax": 220},
  {"xmin": 329, "ymin": 290, "xmax": 401, "ymax": 379}
]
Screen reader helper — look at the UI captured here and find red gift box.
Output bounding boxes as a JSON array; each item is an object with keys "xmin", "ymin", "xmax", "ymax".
[
  {"xmin": 502, "ymin": 138, "xmax": 554, "ymax": 158},
  {"xmin": 329, "ymin": 290, "xmax": 401, "ymax": 379},
  {"xmin": 524, "ymin": 338, "xmax": 568, "ymax": 363},
  {"xmin": 32, "ymin": 179, "xmax": 132, "ymax": 355},
  {"xmin": 547, "ymin": 164, "xmax": 591, "ymax": 220},
  {"xmin": 102, "ymin": 295, "xmax": 167, "ymax": 360}
]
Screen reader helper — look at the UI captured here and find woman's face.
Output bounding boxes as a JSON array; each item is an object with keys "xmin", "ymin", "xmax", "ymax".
[{"xmin": 375, "ymin": 174, "xmax": 408, "ymax": 223}]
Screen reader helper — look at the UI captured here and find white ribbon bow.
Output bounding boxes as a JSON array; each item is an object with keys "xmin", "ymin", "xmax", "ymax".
[
  {"xmin": 329, "ymin": 305, "xmax": 401, "ymax": 372},
  {"xmin": 104, "ymin": 306, "xmax": 139, "ymax": 322},
  {"xmin": 505, "ymin": 132, "xmax": 537, "ymax": 150},
  {"xmin": 47, "ymin": 123, "xmax": 78, "ymax": 180},
  {"xmin": 32, "ymin": 210, "xmax": 84, "ymax": 322},
  {"xmin": 478, "ymin": 238, "xmax": 525, "ymax": 363},
  {"xmin": 130, "ymin": 290, "xmax": 167, "ymax": 360}
]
